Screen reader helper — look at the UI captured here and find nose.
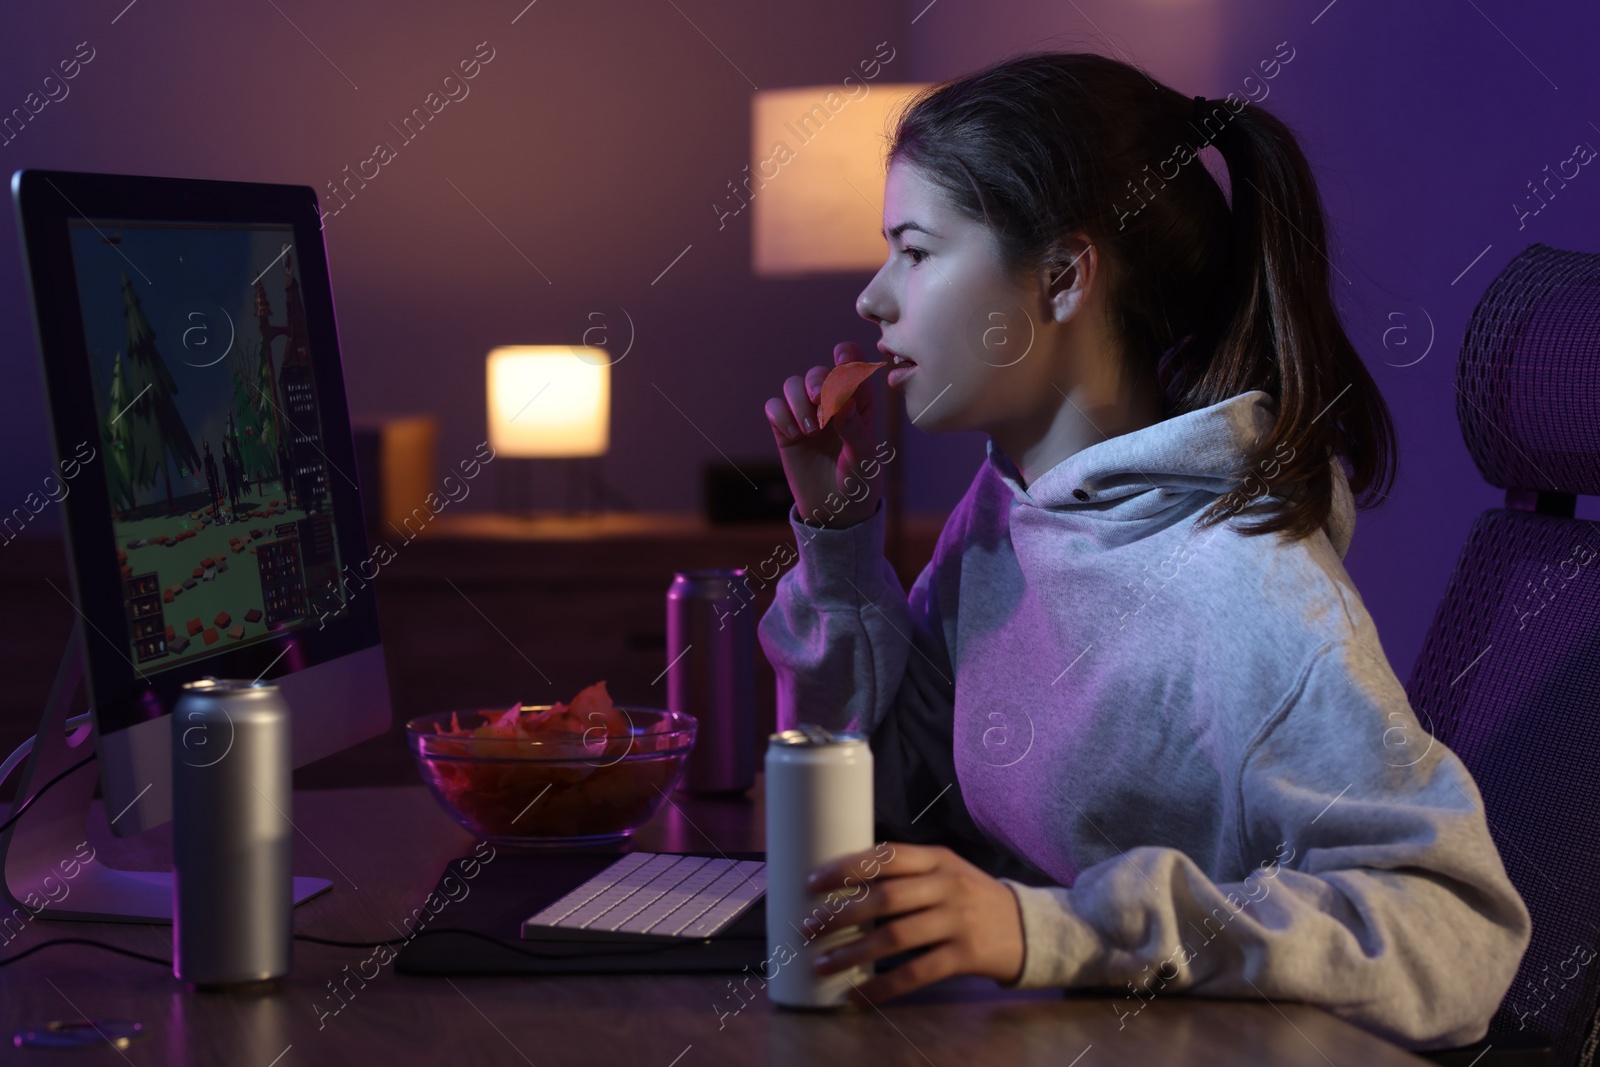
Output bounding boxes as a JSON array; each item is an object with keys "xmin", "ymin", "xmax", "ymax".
[{"xmin": 855, "ymin": 264, "xmax": 894, "ymax": 325}]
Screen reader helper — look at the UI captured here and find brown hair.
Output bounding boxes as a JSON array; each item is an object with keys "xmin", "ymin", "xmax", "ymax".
[{"xmin": 887, "ymin": 50, "xmax": 1396, "ymax": 542}]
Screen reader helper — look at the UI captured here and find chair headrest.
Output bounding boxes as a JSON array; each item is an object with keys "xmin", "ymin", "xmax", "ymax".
[{"xmin": 1459, "ymin": 242, "xmax": 1600, "ymax": 495}]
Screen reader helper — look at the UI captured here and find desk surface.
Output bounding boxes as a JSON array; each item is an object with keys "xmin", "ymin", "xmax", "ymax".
[{"xmin": 1, "ymin": 780, "xmax": 1428, "ymax": 1066}]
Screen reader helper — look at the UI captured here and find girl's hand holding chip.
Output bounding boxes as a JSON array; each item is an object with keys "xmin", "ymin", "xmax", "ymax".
[{"xmin": 763, "ymin": 341, "xmax": 884, "ymax": 530}]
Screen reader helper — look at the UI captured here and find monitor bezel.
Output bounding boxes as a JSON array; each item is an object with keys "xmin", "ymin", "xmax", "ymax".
[{"xmin": 12, "ymin": 167, "xmax": 383, "ymax": 743}]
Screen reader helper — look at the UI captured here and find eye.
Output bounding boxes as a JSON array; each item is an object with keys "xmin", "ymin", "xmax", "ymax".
[{"xmin": 900, "ymin": 246, "xmax": 927, "ymax": 265}]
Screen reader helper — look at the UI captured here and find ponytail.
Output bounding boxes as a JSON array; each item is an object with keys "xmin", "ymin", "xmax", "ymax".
[
  {"xmin": 1174, "ymin": 94, "xmax": 1397, "ymax": 541},
  {"xmin": 889, "ymin": 51, "xmax": 1397, "ymax": 543}
]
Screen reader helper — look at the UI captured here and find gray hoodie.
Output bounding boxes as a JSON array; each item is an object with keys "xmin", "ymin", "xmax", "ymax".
[{"xmin": 756, "ymin": 388, "xmax": 1531, "ymax": 1050}]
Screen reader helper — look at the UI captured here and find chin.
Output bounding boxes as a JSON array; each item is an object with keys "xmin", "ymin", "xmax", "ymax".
[{"xmin": 899, "ymin": 386, "xmax": 965, "ymax": 433}]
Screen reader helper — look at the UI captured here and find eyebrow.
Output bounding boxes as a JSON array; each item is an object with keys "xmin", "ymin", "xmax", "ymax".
[{"xmin": 881, "ymin": 220, "xmax": 940, "ymax": 241}]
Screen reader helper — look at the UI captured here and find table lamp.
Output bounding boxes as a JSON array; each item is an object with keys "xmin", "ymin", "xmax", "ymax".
[
  {"xmin": 750, "ymin": 82, "xmax": 929, "ymax": 569},
  {"xmin": 486, "ymin": 345, "xmax": 621, "ymax": 514},
  {"xmin": 750, "ymin": 83, "xmax": 928, "ymax": 277}
]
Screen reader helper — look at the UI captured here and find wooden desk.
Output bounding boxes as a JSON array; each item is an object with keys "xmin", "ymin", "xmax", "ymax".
[{"xmin": 0, "ymin": 778, "xmax": 1428, "ymax": 1066}]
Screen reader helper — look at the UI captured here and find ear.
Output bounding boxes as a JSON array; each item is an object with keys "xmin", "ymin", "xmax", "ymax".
[{"xmin": 1039, "ymin": 235, "xmax": 1096, "ymax": 325}]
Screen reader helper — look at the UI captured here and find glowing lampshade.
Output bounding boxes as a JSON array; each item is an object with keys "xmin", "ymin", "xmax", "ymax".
[
  {"xmin": 486, "ymin": 346, "xmax": 609, "ymax": 458},
  {"xmin": 750, "ymin": 83, "xmax": 929, "ymax": 277}
]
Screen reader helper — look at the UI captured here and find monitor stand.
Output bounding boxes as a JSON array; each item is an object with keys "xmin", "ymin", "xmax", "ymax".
[{"xmin": 0, "ymin": 624, "xmax": 331, "ymax": 922}]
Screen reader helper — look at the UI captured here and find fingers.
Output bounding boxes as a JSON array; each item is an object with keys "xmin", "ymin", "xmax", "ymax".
[
  {"xmin": 815, "ymin": 903, "xmax": 953, "ymax": 980},
  {"xmin": 825, "ymin": 868, "xmax": 945, "ymax": 928},
  {"xmin": 809, "ymin": 842, "xmax": 927, "ymax": 892},
  {"xmin": 782, "ymin": 374, "xmax": 818, "ymax": 434},
  {"xmin": 833, "ymin": 379, "xmax": 876, "ymax": 449},
  {"xmin": 808, "ymin": 844, "xmax": 887, "ymax": 891},
  {"xmin": 766, "ymin": 368, "xmax": 831, "ymax": 442},
  {"xmin": 769, "ymin": 344, "xmax": 873, "ymax": 446},
  {"xmin": 845, "ymin": 943, "xmax": 963, "ymax": 1006},
  {"xmin": 805, "ymin": 844, "xmax": 1024, "ymax": 1000},
  {"xmin": 764, "ymin": 396, "xmax": 802, "ymax": 443},
  {"xmin": 804, "ymin": 364, "xmax": 829, "ymax": 404}
]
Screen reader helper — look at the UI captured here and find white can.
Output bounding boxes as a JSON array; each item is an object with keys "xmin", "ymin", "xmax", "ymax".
[{"xmin": 764, "ymin": 724, "xmax": 874, "ymax": 1009}]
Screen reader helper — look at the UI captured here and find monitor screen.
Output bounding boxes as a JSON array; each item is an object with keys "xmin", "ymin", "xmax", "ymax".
[
  {"xmin": 67, "ymin": 219, "xmax": 352, "ymax": 669},
  {"xmin": 15, "ymin": 169, "xmax": 392, "ymax": 835}
]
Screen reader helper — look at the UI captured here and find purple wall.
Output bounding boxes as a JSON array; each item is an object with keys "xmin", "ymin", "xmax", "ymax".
[
  {"xmin": 3, "ymin": 0, "xmax": 1598, "ymax": 684},
  {"xmin": 0, "ymin": 0, "xmax": 915, "ymax": 520}
]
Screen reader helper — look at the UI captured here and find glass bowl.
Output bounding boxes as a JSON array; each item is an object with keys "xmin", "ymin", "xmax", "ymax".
[{"xmin": 405, "ymin": 706, "xmax": 697, "ymax": 847}]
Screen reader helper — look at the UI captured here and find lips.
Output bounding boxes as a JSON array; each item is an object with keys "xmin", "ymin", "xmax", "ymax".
[
  {"xmin": 878, "ymin": 343, "xmax": 916, "ymax": 388},
  {"xmin": 877, "ymin": 343, "xmax": 915, "ymax": 367}
]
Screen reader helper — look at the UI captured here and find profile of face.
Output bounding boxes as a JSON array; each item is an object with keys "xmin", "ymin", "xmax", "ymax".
[{"xmin": 855, "ymin": 159, "xmax": 1090, "ymax": 435}]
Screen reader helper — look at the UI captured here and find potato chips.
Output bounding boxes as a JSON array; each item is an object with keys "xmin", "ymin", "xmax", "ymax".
[{"xmin": 817, "ymin": 360, "xmax": 887, "ymax": 428}]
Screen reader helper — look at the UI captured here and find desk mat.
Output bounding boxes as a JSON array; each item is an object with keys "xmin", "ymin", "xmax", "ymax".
[{"xmin": 394, "ymin": 848, "xmax": 769, "ymax": 976}]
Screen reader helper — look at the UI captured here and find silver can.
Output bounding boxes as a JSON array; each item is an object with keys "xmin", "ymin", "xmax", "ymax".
[
  {"xmin": 764, "ymin": 725, "xmax": 874, "ymax": 1009},
  {"xmin": 667, "ymin": 568, "xmax": 756, "ymax": 794},
  {"xmin": 171, "ymin": 677, "xmax": 293, "ymax": 988}
]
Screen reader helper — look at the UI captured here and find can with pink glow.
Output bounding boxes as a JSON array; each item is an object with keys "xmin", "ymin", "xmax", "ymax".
[{"xmin": 764, "ymin": 724, "xmax": 873, "ymax": 1009}]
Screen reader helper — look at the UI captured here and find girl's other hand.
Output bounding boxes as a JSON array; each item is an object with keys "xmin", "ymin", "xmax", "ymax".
[
  {"xmin": 763, "ymin": 341, "xmax": 883, "ymax": 530},
  {"xmin": 806, "ymin": 842, "xmax": 1027, "ymax": 1001}
]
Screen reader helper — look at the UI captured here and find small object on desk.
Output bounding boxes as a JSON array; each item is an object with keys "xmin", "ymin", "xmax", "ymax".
[
  {"xmin": 667, "ymin": 570, "xmax": 757, "ymax": 795},
  {"xmin": 765, "ymin": 725, "xmax": 875, "ymax": 1009},
  {"xmin": 406, "ymin": 692, "xmax": 696, "ymax": 846},
  {"xmin": 170, "ymin": 678, "xmax": 293, "ymax": 989},
  {"xmin": 12, "ymin": 1019, "xmax": 146, "ymax": 1050},
  {"xmin": 521, "ymin": 851, "xmax": 766, "ymax": 943}
]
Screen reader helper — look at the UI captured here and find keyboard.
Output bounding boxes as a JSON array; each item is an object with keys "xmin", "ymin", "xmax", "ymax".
[{"xmin": 520, "ymin": 852, "xmax": 767, "ymax": 944}]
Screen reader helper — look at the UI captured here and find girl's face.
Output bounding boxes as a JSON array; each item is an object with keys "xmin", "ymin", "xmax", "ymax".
[{"xmin": 855, "ymin": 159, "xmax": 1074, "ymax": 435}]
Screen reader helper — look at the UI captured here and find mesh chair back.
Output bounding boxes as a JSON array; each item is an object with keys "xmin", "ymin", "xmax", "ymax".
[{"xmin": 1406, "ymin": 242, "xmax": 1600, "ymax": 1067}]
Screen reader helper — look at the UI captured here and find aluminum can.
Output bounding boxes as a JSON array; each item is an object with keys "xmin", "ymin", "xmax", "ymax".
[
  {"xmin": 171, "ymin": 677, "xmax": 293, "ymax": 987},
  {"xmin": 667, "ymin": 568, "xmax": 756, "ymax": 794},
  {"xmin": 764, "ymin": 725, "xmax": 874, "ymax": 1009}
]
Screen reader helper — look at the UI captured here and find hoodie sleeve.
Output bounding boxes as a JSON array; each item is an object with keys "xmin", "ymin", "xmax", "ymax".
[
  {"xmin": 996, "ymin": 636, "xmax": 1532, "ymax": 1051},
  {"xmin": 756, "ymin": 498, "xmax": 921, "ymax": 738},
  {"xmin": 756, "ymin": 499, "xmax": 1017, "ymax": 866}
]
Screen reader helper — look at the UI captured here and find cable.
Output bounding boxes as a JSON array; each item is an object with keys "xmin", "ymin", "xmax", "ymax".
[
  {"xmin": 0, "ymin": 926, "xmax": 734, "ymax": 970},
  {"xmin": 0, "ymin": 938, "xmax": 171, "ymax": 970},
  {"xmin": 0, "ymin": 754, "xmax": 96, "ymax": 837},
  {"xmin": 0, "ymin": 713, "xmax": 93, "ymax": 789},
  {"xmin": 295, "ymin": 934, "xmax": 412, "ymax": 949}
]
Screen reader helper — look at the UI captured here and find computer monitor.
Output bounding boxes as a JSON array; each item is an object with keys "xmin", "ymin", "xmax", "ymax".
[{"xmin": 11, "ymin": 168, "xmax": 392, "ymax": 839}]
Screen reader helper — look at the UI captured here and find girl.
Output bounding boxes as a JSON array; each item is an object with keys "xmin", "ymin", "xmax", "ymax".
[{"xmin": 758, "ymin": 51, "xmax": 1530, "ymax": 1050}]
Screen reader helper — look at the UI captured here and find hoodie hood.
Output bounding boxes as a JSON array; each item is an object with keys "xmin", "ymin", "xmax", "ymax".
[{"xmin": 983, "ymin": 390, "xmax": 1356, "ymax": 558}]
